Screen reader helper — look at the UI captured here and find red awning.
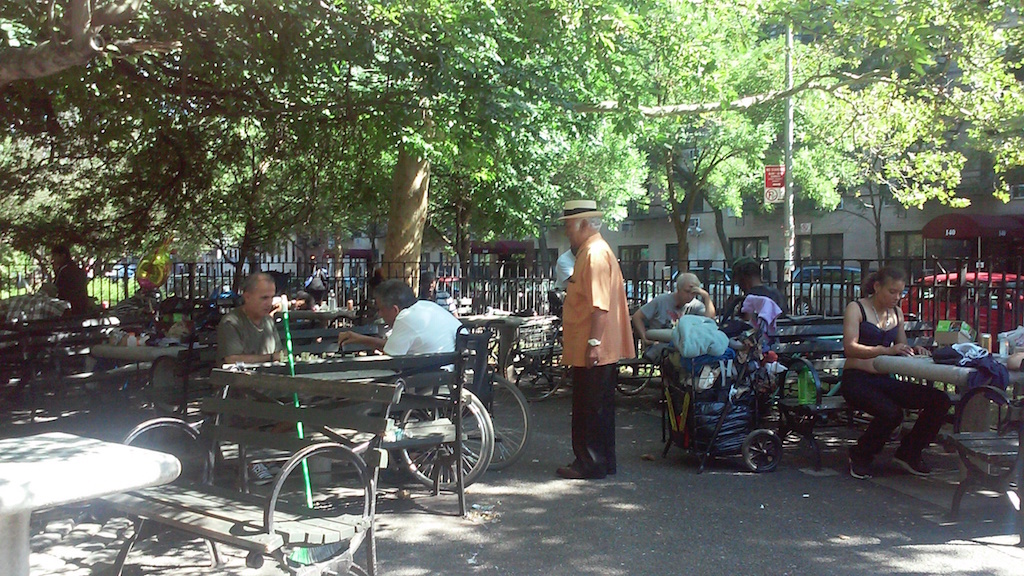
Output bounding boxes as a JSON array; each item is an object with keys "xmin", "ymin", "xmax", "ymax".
[
  {"xmin": 344, "ymin": 248, "xmax": 374, "ymax": 259},
  {"xmin": 470, "ymin": 240, "xmax": 532, "ymax": 254},
  {"xmin": 921, "ymin": 214, "xmax": 1024, "ymax": 241}
]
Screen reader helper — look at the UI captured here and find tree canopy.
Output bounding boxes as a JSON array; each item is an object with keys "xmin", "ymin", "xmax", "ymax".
[{"xmin": 1, "ymin": 0, "xmax": 1021, "ymax": 267}]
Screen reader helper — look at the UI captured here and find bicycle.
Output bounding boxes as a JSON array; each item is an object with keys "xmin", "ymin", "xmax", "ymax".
[
  {"xmin": 264, "ymin": 332, "xmax": 499, "ymax": 492},
  {"xmin": 507, "ymin": 316, "xmax": 567, "ymax": 402},
  {"xmin": 463, "ymin": 326, "xmax": 534, "ymax": 470},
  {"xmin": 616, "ymin": 339, "xmax": 664, "ymax": 396}
]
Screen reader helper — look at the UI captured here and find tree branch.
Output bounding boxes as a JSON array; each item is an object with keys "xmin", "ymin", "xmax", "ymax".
[
  {"xmin": 0, "ymin": 0, "xmax": 160, "ymax": 88},
  {"xmin": 573, "ymin": 70, "xmax": 890, "ymax": 117}
]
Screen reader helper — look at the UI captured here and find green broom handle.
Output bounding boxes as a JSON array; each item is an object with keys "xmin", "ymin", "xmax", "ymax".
[{"xmin": 281, "ymin": 301, "xmax": 314, "ymax": 508}]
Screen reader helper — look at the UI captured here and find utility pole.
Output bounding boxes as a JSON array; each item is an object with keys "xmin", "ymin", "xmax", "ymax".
[{"xmin": 783, "ymin": 22, "xmax": 796, "ymax": 278}]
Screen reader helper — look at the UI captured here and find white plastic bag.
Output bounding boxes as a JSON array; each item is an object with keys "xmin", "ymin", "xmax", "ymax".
[{"xmin": 997, "ymin": 326, "xmax": 1024, "ymax": 354}]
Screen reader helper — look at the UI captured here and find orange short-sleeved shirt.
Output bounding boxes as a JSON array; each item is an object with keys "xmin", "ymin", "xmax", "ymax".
[{"xmin": 562, "ymin": 233, "xmax": 635, "ymax": 366}]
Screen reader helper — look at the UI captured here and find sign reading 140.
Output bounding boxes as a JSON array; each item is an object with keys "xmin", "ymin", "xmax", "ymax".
[{"xmin": 945, "ymin": 229, "xmax": 958, "ymax": 236}]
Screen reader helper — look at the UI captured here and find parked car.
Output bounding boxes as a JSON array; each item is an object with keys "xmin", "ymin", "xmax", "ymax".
[
  {"xmin": 625, "ymin": 279, "xmax": 658, "ymax": 307},
  {"xmin": 902, "ymin": 272, "xmax": 1023, "ymax": 336},
  {"xmin": 104, "ymin": 262, "xmax": 136, "ymax": 279},
  {"xmin": 791, "ymin": 265, "xmax": 862, "ymax": 316}
]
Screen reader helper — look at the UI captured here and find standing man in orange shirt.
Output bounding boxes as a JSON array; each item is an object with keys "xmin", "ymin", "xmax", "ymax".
[{"xmin": 557, "ymin": 200, "xmax": 635, "ymax": 480}]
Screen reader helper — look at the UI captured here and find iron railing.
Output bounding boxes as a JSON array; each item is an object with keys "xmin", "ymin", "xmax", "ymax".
[{"xmin": 3, "ymin": 256, "xmax": 1021, "ymax": 334}]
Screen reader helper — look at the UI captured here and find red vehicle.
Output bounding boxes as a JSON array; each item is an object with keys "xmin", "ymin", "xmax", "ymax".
[{"xmin": 902, "ymin": 272, "xmax": 1023, "ymax": 336}]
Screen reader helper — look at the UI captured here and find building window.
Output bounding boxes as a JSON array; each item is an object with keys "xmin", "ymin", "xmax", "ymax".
[
  {"xmin": 886, "ymin": 231, "xmax": 924, "ymax": 278},
  {"xmin": 730, "ymin": 237, "xmax": 769, "ymax": 260},
  {"xmin": 1011, "ymin": 184, "xmax": 1024, "ymax": 200},
  {"xmin": 796, "ymin": 234, "xmax": 843, "ymax": 264},
  {"xmin": 885, "ymin": 232, "xmax": 923, "ymax": 259},
  {"xmin": 619, "ymin": 245, "xmax": 649, "ymax": 281}
]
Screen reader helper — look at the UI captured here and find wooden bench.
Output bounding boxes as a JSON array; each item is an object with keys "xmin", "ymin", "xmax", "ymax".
[
  {"xmin": 772, "ymin": 317, "xmax": 934, "ymax": 468},
  {"xmin": 102, "ymin": 368, "xmax": 404, "ymax": 575},
  {"xmin": 1, "ymin": 315, "xmax": 137, "ymax": 409},
  {"xmin": 948, "ymin": 385, "xmax": 1023, "ymax": 545},
  {"xmin": 245, "ymin": 340, "xmax": 486, "ymax": 514}
]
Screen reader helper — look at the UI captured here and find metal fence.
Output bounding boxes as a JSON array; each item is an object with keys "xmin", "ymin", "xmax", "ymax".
[{"xmin": 3, "ymin": 255, "xmax": 1022, "ymax": 334}]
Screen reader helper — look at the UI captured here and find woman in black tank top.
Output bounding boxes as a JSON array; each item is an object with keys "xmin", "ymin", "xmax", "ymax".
[{"xmin": 839, "ymin": 266, "xmax": 951, "ymax": 479}]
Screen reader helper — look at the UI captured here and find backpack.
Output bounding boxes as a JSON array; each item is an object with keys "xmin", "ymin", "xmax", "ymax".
[{"xmin": 305, "ymin": 269, "xmax": 326, "ymax": 291}]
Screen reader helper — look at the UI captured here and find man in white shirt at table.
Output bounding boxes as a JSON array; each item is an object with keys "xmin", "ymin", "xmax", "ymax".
[{"xmin": 337, "ymin": 279, "xmax": 462, "ymax": 355}]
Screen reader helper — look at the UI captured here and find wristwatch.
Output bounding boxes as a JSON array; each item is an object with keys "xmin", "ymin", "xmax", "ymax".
[{"xmin": 587, "ymin": 338, "xmax": 602, "ymax": 347}]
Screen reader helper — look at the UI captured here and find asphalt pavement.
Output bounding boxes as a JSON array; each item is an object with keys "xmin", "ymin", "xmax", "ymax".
[{"xmin": 6, "ymin": 386, "xmax": 1024, "ymax": 576}]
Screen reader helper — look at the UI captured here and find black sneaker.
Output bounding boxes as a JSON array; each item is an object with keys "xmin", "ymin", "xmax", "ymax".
[
  {"xmin": 892, "ymin": 454, "xmax": 931, "ymax": 476},
  {"xmin": 849, "ymin": 457, "xmax": 873, "ymax": 480}
]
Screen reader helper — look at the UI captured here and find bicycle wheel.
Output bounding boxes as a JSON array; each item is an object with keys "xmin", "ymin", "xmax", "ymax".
[
  {"xmin": 955, "ymin": 385, "xmax": 1011, "ymax": 434},
  {"xmin": 488, "ymin": 375, "xmax": 532, "ymax": 470},
  {"xmin": 398, "ymin": 391, "xmax": 494, "ymax": 490},
  {"xmin": 514, "ymin": 354, "xmax": 563, "ymax": 401}
]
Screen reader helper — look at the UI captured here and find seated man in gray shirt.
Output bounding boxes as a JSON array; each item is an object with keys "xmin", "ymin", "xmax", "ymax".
[
  {"xmin": 217, "ymin": 273, "xmax": 284, "ymax": 365},
  {"xmin": 631, "ymin": 272, "xmax": 716, "ymax": 360}
]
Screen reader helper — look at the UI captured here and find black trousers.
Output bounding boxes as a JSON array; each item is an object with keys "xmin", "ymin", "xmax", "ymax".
[
  {"xmin": 570, "ymin": 364, "xmax": 617, "ymax": 475},
  {"xmin": 841, "ymin": 369, "xmax": 951, "ymax": 462}
]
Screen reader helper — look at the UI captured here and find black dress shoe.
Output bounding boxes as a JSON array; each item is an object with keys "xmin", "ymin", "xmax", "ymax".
[{"xmin": 556, "ymin": 465, "xmax": 606, "ymax": 480}]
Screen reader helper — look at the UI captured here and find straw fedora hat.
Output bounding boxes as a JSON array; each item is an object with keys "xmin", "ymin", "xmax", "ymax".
[{"xmin": 558, "ymin": 199, "xmax": 604, "ymax": 220}]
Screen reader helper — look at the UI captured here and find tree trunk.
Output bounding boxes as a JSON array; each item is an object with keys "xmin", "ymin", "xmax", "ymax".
[
  {"xmin": 713, "ymin": 206, "xmax": 732, "ymax": 263},
  {"xmin": 873, "ymin": 190, "xmax": 884, "ymax": 261},
  {"xmin": 233, "ymin": 231, "xmax": 255, "ymax": 292},
  {"xmin": 454, "ymin": 195, "xmax": 471, "ymax": 287},
  {"xmin": 680, "ymin": 185, "xmax": 702, "ymax": 267},
  {"xmin": 383, "ymin": 143, "xmax": 431, "ymax": 286},
  {"xmin": 665, "ymin": 151, "xmax": 689, "ymax": 265},
  {"xmin": 536, "ymin": 223, "xmax": 550, "ymax": 276}
]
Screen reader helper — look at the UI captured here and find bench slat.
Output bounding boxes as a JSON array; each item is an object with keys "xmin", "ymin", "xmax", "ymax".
[
  {"xmin": 104, "ymin": 485, "xmax": 367, "ymax": 548},
  {"xmin": 105, "ymin": 489, "xmax": 284, "ymax": 552},
  {"xmin": 950, "ymin": 433, "xmax": 1019, "ymax": 460},
  {"xmin": 202, "ymin": 397, "xmax": 388, "ymax": 435},
  {"xmin": 383, "ymin": 419, "xmax": 456, "ymax": 449},
  {"xmin": 779, "ymin": 395, "xmax": 848, "ymax": 411},
  {"xmin": 776, "ymin": 340, "xmax": 844, "ymax": 356},
  {"xmin": 212, "ymin": 369, "xmax": 400, "ymax": 402},
  {"xmin": 210, "ymin": 426, "xmax": 325, "ymax": 454}
]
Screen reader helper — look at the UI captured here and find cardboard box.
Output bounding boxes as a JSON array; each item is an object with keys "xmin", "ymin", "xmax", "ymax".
[{"xmin": 934, "ymin": 320, "xmax": 977, "ymax": 346}]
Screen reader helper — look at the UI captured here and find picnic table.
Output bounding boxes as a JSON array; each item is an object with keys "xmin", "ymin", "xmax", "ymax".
[
  {"xmin": 91, "ymin": 343, "xmax": 216, "ymax": 412},
  {"xmin": 0, "ymin": 432, "xmax": 180, "ymax": 576},
  {"xmin": 275, "ymin": 308, "xmax": 356, "ymax": 328},
  {"xmin": 90, "ymin": 343, "xmax": 201, "ymax": 363},
  {"xmin": 872, "ymin": 354, "xmax": 1024, "ymax": 391}
]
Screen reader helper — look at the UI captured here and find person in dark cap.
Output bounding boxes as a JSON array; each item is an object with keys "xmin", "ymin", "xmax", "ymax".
[{"xmin": 731, "ymin": 257, "xmax": 787, "ymax": 314}]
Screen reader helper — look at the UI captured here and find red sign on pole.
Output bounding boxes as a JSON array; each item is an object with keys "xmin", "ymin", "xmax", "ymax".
[{"xmin": 764, "ymin": 165, "xmax": 785, "ymax": 204}]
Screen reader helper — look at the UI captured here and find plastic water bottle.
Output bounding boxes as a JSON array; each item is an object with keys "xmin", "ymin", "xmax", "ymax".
[
  {"xmin": 797, "ymin": 368, "xmax": 815, "ymax": 405},
  {"xmin": 327, "ymin": 290, "xmax": 336, "ymax": 311}
]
